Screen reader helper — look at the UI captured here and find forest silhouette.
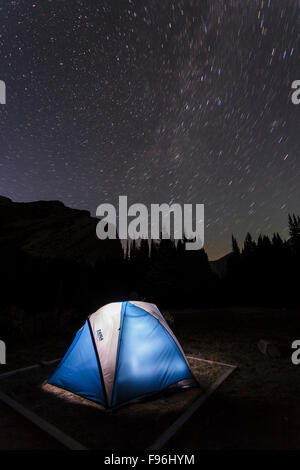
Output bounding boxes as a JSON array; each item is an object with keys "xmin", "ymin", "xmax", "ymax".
[{"xmin": 0, "ymin": 213, "xmax": 299, "ymax": 342}]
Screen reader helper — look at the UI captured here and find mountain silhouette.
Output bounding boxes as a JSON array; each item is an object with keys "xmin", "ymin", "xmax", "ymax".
[{"xmin": 0, "ymin": 196, "xmax": 123, "ymax": 265}]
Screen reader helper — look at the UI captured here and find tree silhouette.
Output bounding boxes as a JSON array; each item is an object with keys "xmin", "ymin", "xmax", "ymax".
[
  {"xmin": 232, "ymin": 235, "xmax": 240, "ymax": 255},
  {"xmin": 288, "ymin": 214, "xmax": 300, "ymax": 240}
]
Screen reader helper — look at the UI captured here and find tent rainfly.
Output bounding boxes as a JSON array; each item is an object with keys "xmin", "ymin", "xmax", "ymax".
[{"xmin": 48, "ymin": 301, "xmax": 197, "ymax": 408}]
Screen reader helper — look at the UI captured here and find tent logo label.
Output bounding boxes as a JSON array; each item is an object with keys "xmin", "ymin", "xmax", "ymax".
[
  {"xmin": 96, "ymin": 196, "xmax": 204, "ymax": 251},
  {"xmin": 0, "ymin": 340, "xmax": 6, "ymax": 364},
  {"xmin": 97, "ymin": 329, "xmax": 104, "ymax": 341}
]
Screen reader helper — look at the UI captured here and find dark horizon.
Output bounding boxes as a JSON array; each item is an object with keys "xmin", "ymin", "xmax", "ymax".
[{"xmin": 2, "ymin": 192, "xmax": 298, "ymax": 262}]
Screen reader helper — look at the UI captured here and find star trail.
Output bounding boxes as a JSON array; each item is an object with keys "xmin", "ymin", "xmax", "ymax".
[{"xmin": 0, "ymin": 0, "xmax": 299, "ymax": 259}]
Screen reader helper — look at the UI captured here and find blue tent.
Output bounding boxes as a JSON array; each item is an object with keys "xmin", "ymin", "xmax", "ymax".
[{"xmin": 48, "ymin": 301, "xmax": 197, "ymax": 408}]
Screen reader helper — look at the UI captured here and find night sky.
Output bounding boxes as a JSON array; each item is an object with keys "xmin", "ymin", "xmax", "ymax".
[{"xmin": 0, "ymin": 0, "xmax": 299, "ymax": 259}]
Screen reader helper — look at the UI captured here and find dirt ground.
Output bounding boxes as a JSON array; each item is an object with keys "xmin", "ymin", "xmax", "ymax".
[
  {"xmin": 0, "ymin": 401, "xmax": 64, "ymax": 449},
  {"xmin": 1, "ymin": 307, "xmax": 299, "ymax": 450},
  {"xmin": 170, "ymin": 307, "xmax": 300, "ymax": 450},
  {"xmin": 0, "ymin": 358, "xmax": 226, "ymax": 450}
]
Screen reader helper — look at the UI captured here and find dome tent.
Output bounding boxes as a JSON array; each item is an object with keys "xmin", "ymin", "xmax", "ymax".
[{"xmin": 48, "ymin": 301, "xmax": 197, "ymax": 408}]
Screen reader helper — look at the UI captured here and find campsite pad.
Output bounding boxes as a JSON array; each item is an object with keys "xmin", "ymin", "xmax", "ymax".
[{"xmin": 0, "ymin": 357, "xmax": 228, "ymax": 450}]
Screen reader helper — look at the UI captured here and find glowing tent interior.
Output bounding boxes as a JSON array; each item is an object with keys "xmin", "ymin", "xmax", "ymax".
[{"xmin": 48, "ymin": 301, "xmax": 197, "ymax": 408}]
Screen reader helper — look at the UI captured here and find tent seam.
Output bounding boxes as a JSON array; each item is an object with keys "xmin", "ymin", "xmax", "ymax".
[
  {"xmin": 87, "ymin": 317, "xmax": 109, "ymax": 408},
  {"xmin": 111, "ymin": 300, "xmax": 126, "ymax": 407}
]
